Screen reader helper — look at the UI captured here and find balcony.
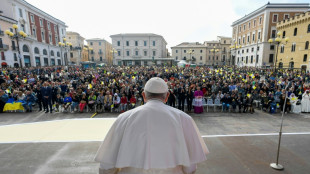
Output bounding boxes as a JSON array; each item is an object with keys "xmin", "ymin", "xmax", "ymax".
[
  {"xmin": 0, "ymin": 30, "xmax": 4, "ymax": 36},
  {"xmin": 0, "ymin": 44, "xmax": 9, "ymax": 51}
]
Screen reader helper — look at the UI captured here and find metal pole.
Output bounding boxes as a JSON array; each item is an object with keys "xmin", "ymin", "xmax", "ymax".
[
  {"xmin": 270, "ymin": 82, "xmax": 290, "ymax": 170},
  {"xmin": 275, "ymin": 43, "xmax": 279, "ymax": 73},
  {"xmin": 14, "ymin": 28, "xmax": 23, "ymax": 68}
]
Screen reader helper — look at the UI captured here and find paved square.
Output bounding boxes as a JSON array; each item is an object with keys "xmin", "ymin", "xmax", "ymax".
[{"xmin": 0, "ymin": 110, "xmax": 309, "ymax": 174}]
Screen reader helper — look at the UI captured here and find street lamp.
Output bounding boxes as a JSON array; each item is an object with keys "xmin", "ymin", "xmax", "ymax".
[
  {"xmin": 110, "ymin": 48, "xmax": 117, "ymax": 66},
  {"xmin": 188, "ymin": 49, "xmax": 194, "ymax": 64},
  {"xmin": 268, "ymin": 31, "xmax": 289, "ymax": 73},
  {"xmin": 5, "ymin": 24, "xmax": 27, "ymax": 68},
  {"xmin": 210, "ymin": 46, "xmax": 219, "ymax": 67},
  {"xmin": 58, "ymin": 38, "xmax": 72, "ymax": 66}
]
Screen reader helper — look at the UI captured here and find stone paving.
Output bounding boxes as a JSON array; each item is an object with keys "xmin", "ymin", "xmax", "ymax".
[{"xmin": 0, "ymin": 109, "xmax": 309, "ymax": 174}]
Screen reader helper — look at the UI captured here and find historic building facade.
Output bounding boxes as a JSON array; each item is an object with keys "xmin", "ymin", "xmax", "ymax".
[
  {"xmin": 171, "ymin": 42, "xmax": 207, "ymax": 65},
  {"xmin": 204, "ymin": 36, "xmax": 232, "ymax": 66},
  {"xmin": 66, "ymin": 31, "xmax": 85, "ymax": 65},
  {"xmin": 86, "ymin": 38, "xmax": 113, "ymax": 65},
  {"xmin": 110, "ymin": 33, "xmax": 170, "ymax": 66},
  {"xmin": 0, "ymin": 0, "xmax": 67, "ymax": 67},
  {"xmin": 276, "ymin": 11, "xmax": 310, "ymax": 71},
  {"xmin": 231, "ymin": 2, "xmax": 309, "ymax": 67}
]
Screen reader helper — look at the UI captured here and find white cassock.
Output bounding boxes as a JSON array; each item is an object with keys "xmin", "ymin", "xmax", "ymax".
[
  {"xmin": 301, "ymin": 92, "xmax": 310, "ymax": 112},
  {"xmin": 95, "ymin": 99, "xmax": 209, "ymax": 174}
]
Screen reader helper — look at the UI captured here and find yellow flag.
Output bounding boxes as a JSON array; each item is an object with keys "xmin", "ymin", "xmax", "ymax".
[
  {"xmin": 101, "ymin": 81, "xmax": 104, "ymax": 85},
  {"xmin": 88, "ymin": 84, "xmax": 92, "ymax": 89},
  {"xmin": 132, "ymin": 76, "xmax": 135, "ymax": 79},
  {"xmin": 253, "ymin": 86, "xmax": 256, "ymax": 90},
  {"xmin": 22, "ymin": 79, "xmax": 27, "ymax": 83}
]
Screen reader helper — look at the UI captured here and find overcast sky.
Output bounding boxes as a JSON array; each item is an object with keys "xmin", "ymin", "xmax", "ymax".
[{"xmin": 26, "ymin": 0, "xmax": 309, "ymax": 50}]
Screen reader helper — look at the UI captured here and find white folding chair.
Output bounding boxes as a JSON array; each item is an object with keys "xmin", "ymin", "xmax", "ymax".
[
  {"xmin": 214, "ymin": 99, "xmax": 222, "ymax": 112},
  {"xmin": 206, "ymin": 98, "xmax": 214, "ymax": 112}
]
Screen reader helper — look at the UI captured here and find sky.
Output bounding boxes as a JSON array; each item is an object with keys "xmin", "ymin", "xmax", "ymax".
[{"xmin": 25, "ymin": 0, "xmax": 309, "ymax": 51}]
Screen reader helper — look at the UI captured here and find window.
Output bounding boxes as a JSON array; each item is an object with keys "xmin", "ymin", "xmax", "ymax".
[
  {"xmin": 283, "ymin": 14, "xmax": 289, "ymax": 20},
  {"xmin": 30, "ymin": 15, "xmax": 34, "ymax": 23},
  {"xmin": 126, "ymin": 51, "xmax": 130, "ymax": 56},
  {"xmin": 21, "ymin": 24, "xmax": 25, "ymax": 32},
  {"xmin": 271, "ymin": 30, "xmax": 276, "ymax": 38},
  {"xmin": 144, "ymin": 41, "xmax": 147, "ymax": 46},
  {"xmin": 135, "ymin": 50, "xmax": 138, "ymax": 56},
  {"xmin": 257, "ymin": 46, "xmax": 260, "ymax": 51},
  {"xmin": 61, "ymin": 29, "xmax": 63, "ymax": 35},
  {"xmin": 289, "ymin": 62, "xmax": 294, "ymax": 69},
  {"xmin": 57, "ymin": 52, "xmax": 60, "ymax": 57},
  {"xmin": 282, "ymin": 31, "xmax": 286, "ymax": 38},
  {"xmin": 126, "ymin": 41, "xmax": 129, "ymax": 46},
  {"xmin": 19, "ymin": 8, "xmax": 23, "ymax": 18},
  {"xmin": 308, "ymin": 24, "xmax": 310, "ymax": 33},
  {"xmin": 269, "ymin": 54, "xmax": 274, "ymax": 63},
  {"xmin": 252, "ymin": 33, "xmax": 255, "ymax": 42},
  {"xmin": 34, "ymin": 47, "xmax": 39, "ymax": 54},
  {"xmin": 40, "ymin": 19, "xmax": 43, "ymax": 27},
  {"xmin": 243, "ymin": 37, "xmax": 245, "ymax": 44},
  {"xmin": 238, "ymin": 38, "xmax": 241, "ymax": 45},
  {"xmin": 50, "ymin": 50, "xmax": 54, "ymax": 56},
  {"xmin": 294, "ymin": 28, "xmax": 297, "ymax": 36},
  {"xmin": 209, "ymin": 56, "xmax": 211, "ymax": 60},
  {"xmin": 91, "ymin": 57, "xmax": 94, "ymax": 61},
  {"xmin": 303, "ymin": 54, "xmax": 307, "ymax": 62},
  {"xmin": 270, "ymin": 45, "xmax": 275, "ymax": 50},
  {"xmin": 253, "ymin": 20, "xmax": 256, "ymax": 27},
  {"xmin": 117, "ymin": 41, "xmax": 120, "ymax": 46},
  {"xmin": 224, "ymin": 40, "xmax": 226, "ymax": 44},
  {"xmin": 216, "ymin": 56, "xmax": 218, "ymax": 60},
  {"xmin": 272, "ymin": 14, "xmax": 278, "ymax": 23},
  {"xmin": 55, "ymin": 36, "xmax": 58, "ymax": 43},
  {"xmin": 100, "ymin": 57, "xmax": 103, "ymax": 61},
  {"xmin": 280, "ymin": 45, "xmax": 284, "ymax": 53},
  {"xmin": 259, "ymin": 17, "xmax": 262, "ymax": 24},
  {"xmin": 244, "ymin": 24, "xmax": 246, "ymax": 30},
  {"xmin": 247, "ymin": 35, "xmax": 250, "ymax": 43},
  {"xmin": 306, "ymin": 41, "xmax": 309, "ymax": 50},
  {"xmin": 246, "ymin": 49, "xmax": 249, "ymax": 53},
  {"xmin": 117, "ymin": 51, "xmax": 121, "ymax": 56},
  {"xmin": 70, "ymin": 52, "xmax": 73, "ymax": 58},
  {"xmin": 144, "ymin": 51, "xmax": 147, "ymax": 56},
  {"xmin": 153, "ymin": 51, "xmax": 156, "ymax": 56},
  {"xmin": 248, "ymin": 22, "xmax": 251, "ymax": 29},
  {"xmin": 54, "ymin": 26, "xmax": 57, "ymax": 33},
  {"xmin": 47, "ymin": 22, "xmax": 50, "ymax": 30},
  {"xmin": 32, "ymin": 28, "xmax": 36, "ymax": 38},
  {"xmin": 242, "ymin": 49, "xmax": 244, "ymax": 53},
  {"xmin": 49, "ymin": 34, "xmax": 52, "ymax": 43},
  {"xmin": 99, "ymin": 42, "xmax": 101, "ymax": 46},
  {"xmin": 90, "ymin": 42, "xmax": 93, "ymax": 45},
  {"xmin": 200, "ymin": 56, "xmax": 202, "ymax": 60},
  {"xmin": 43, "ymin": 49, "xmax": 47, "ymax": 55},
  {"xmin": 258, "ymin": 31, "xmax": 261, "ymax": 40},
  {"xmin": 200, "ymin": 50, "xmax": 203, "ymax": 53},
  {"xmin": 152, "ymin": 41, "xmax": 156, "ymax": 46},
  {"xmin": 41, "ymin": 31, "xmax": 45, "ymax": 40},
  {"xmin": 176, "ymin": 50, "xmax": 178, "ymax": 53},
  {"xmin": 184, "ymin": 50, "xmax": 186, "ymax": 53},
  {"xmin": 22, "ymin": 45, "xmax": 29, "ymax": 52},
  {"xmin": 251, "ymin": 56, "xmax": 253, "ymax": 63},
  {"xmin": 176, "ymin": 56, "xmax": 178, "ymax": 60},
  {"xmin": 251, "ymin": 47, "xmax": 254, "ymax": 52},
  {"xmin": 291, "ymin": 43, "xmax": 296, "ymax": 52},
  {"xmin": 14, "ymin": 53, "xmax": 17, "ymax": 61},
  {"xmin": 135, "ymin": 41, "xmax": 138, "ymax": 46},
  {"xmin": 256, "ymin": 55, "xmax": 259, "ymax": 63}
]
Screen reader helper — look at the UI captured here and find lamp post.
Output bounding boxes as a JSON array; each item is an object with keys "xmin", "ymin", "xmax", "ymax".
[
  {"xmin": 210, "ymin": 46, "xmax": 219, "ymax": 67},
  {"xmin": 5, "ymin": 24, "xmax": 27, "ymax": 68},
  {"xmin": 110, "ymin": 48, "xmax": 117, "ymax": 66},
  {"xmin": 229, "ymin": 41, "xmax": 242, "ymax": 71},
  {"xmin": 188, "ymin": 49, "xmax": 193, "ymax": 64},
  {"xmin": 58, "ymin": 38, "xmax": 72, "ymax": 66},
  {"xmin": 268, "ymin": 31, "xmax": 289, "ymax": 73}
]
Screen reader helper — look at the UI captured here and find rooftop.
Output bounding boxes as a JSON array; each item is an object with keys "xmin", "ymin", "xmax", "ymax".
[{"xmin": 171, "ymin": 42, "xmax": 207, "ymax": 48}]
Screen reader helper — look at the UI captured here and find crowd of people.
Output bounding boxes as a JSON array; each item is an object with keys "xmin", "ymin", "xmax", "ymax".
[{"xmin": 0, "ymin": 65, "xmax": 310, "ymax": 115}]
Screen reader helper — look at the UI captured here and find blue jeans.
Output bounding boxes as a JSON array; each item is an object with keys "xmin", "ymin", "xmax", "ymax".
[
  {"xmin": 22, "ymin": 102, "xmax": 32, "ymax": 111},
  {"xmin": 222, "ymin": 103, "xmax": 230, "ymax": 111},
  {"xmin": 71, "ymin": 102, "xmax": 79, "ymax": 111}
]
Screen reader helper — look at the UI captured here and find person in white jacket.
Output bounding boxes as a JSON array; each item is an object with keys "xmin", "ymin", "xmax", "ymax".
[
  {"xmin": 301, "ymin": 90, "xmax": 310, "ymax": 112},
  {"xmin": 95, "ymin": 77, "xmax": 209, "ymax": 174}
]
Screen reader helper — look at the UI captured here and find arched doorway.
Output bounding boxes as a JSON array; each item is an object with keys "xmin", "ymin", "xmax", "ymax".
[
  {"xmin": 278, "ymin": 62, "xmax": 283, "ymax": 69},
  {"xmin": 289, "ymin": 61, "xmax": 294, "ymax": 70}
]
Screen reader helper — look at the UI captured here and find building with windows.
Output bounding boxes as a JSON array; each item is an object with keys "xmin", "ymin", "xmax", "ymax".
[
  {"xmin": 0, "ymin": 0, "xmax": 67, "ymax": 67},
  {"xmin": 204, "ymin": 36, "xmax": 232, "ymax": 66},
  {"xmin": 0, "ymin": 12, "xmax": 18, "ymax": 67},
  {"xmin": 231, "ymin": 2, "xmax": 309, "ymax": 68},
  {"xmin": 110, "ymin": 33, "xmax": 170, "ymax": 66},
  {"xmin": 66, "ymin": 31, "xmax": 84, "ymax": 65},
  {"xmin": 171, "ymin": 42, "xmax": 207, "ymax": 65},
  {"xmin": 276, "ymin": 11, "xmax": 310, "ymax": 71},
  {"xmin": 86, "ymin": 38, "xmax": 113, "ymax": 65}
]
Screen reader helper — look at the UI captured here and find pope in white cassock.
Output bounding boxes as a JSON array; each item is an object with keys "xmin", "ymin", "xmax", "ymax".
[{"xmin": 95, "ymin": 77, "xmax": 209, "ymax": 174}]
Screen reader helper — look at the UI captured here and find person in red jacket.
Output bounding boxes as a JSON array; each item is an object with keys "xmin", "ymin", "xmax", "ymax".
[
  {"xmin": 129, "ymin": 95, "xmax": 137, "ymax": 110},
  {"xmin": 120, "ymin": 93, "xmax": 128, "ymax": 112}
]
